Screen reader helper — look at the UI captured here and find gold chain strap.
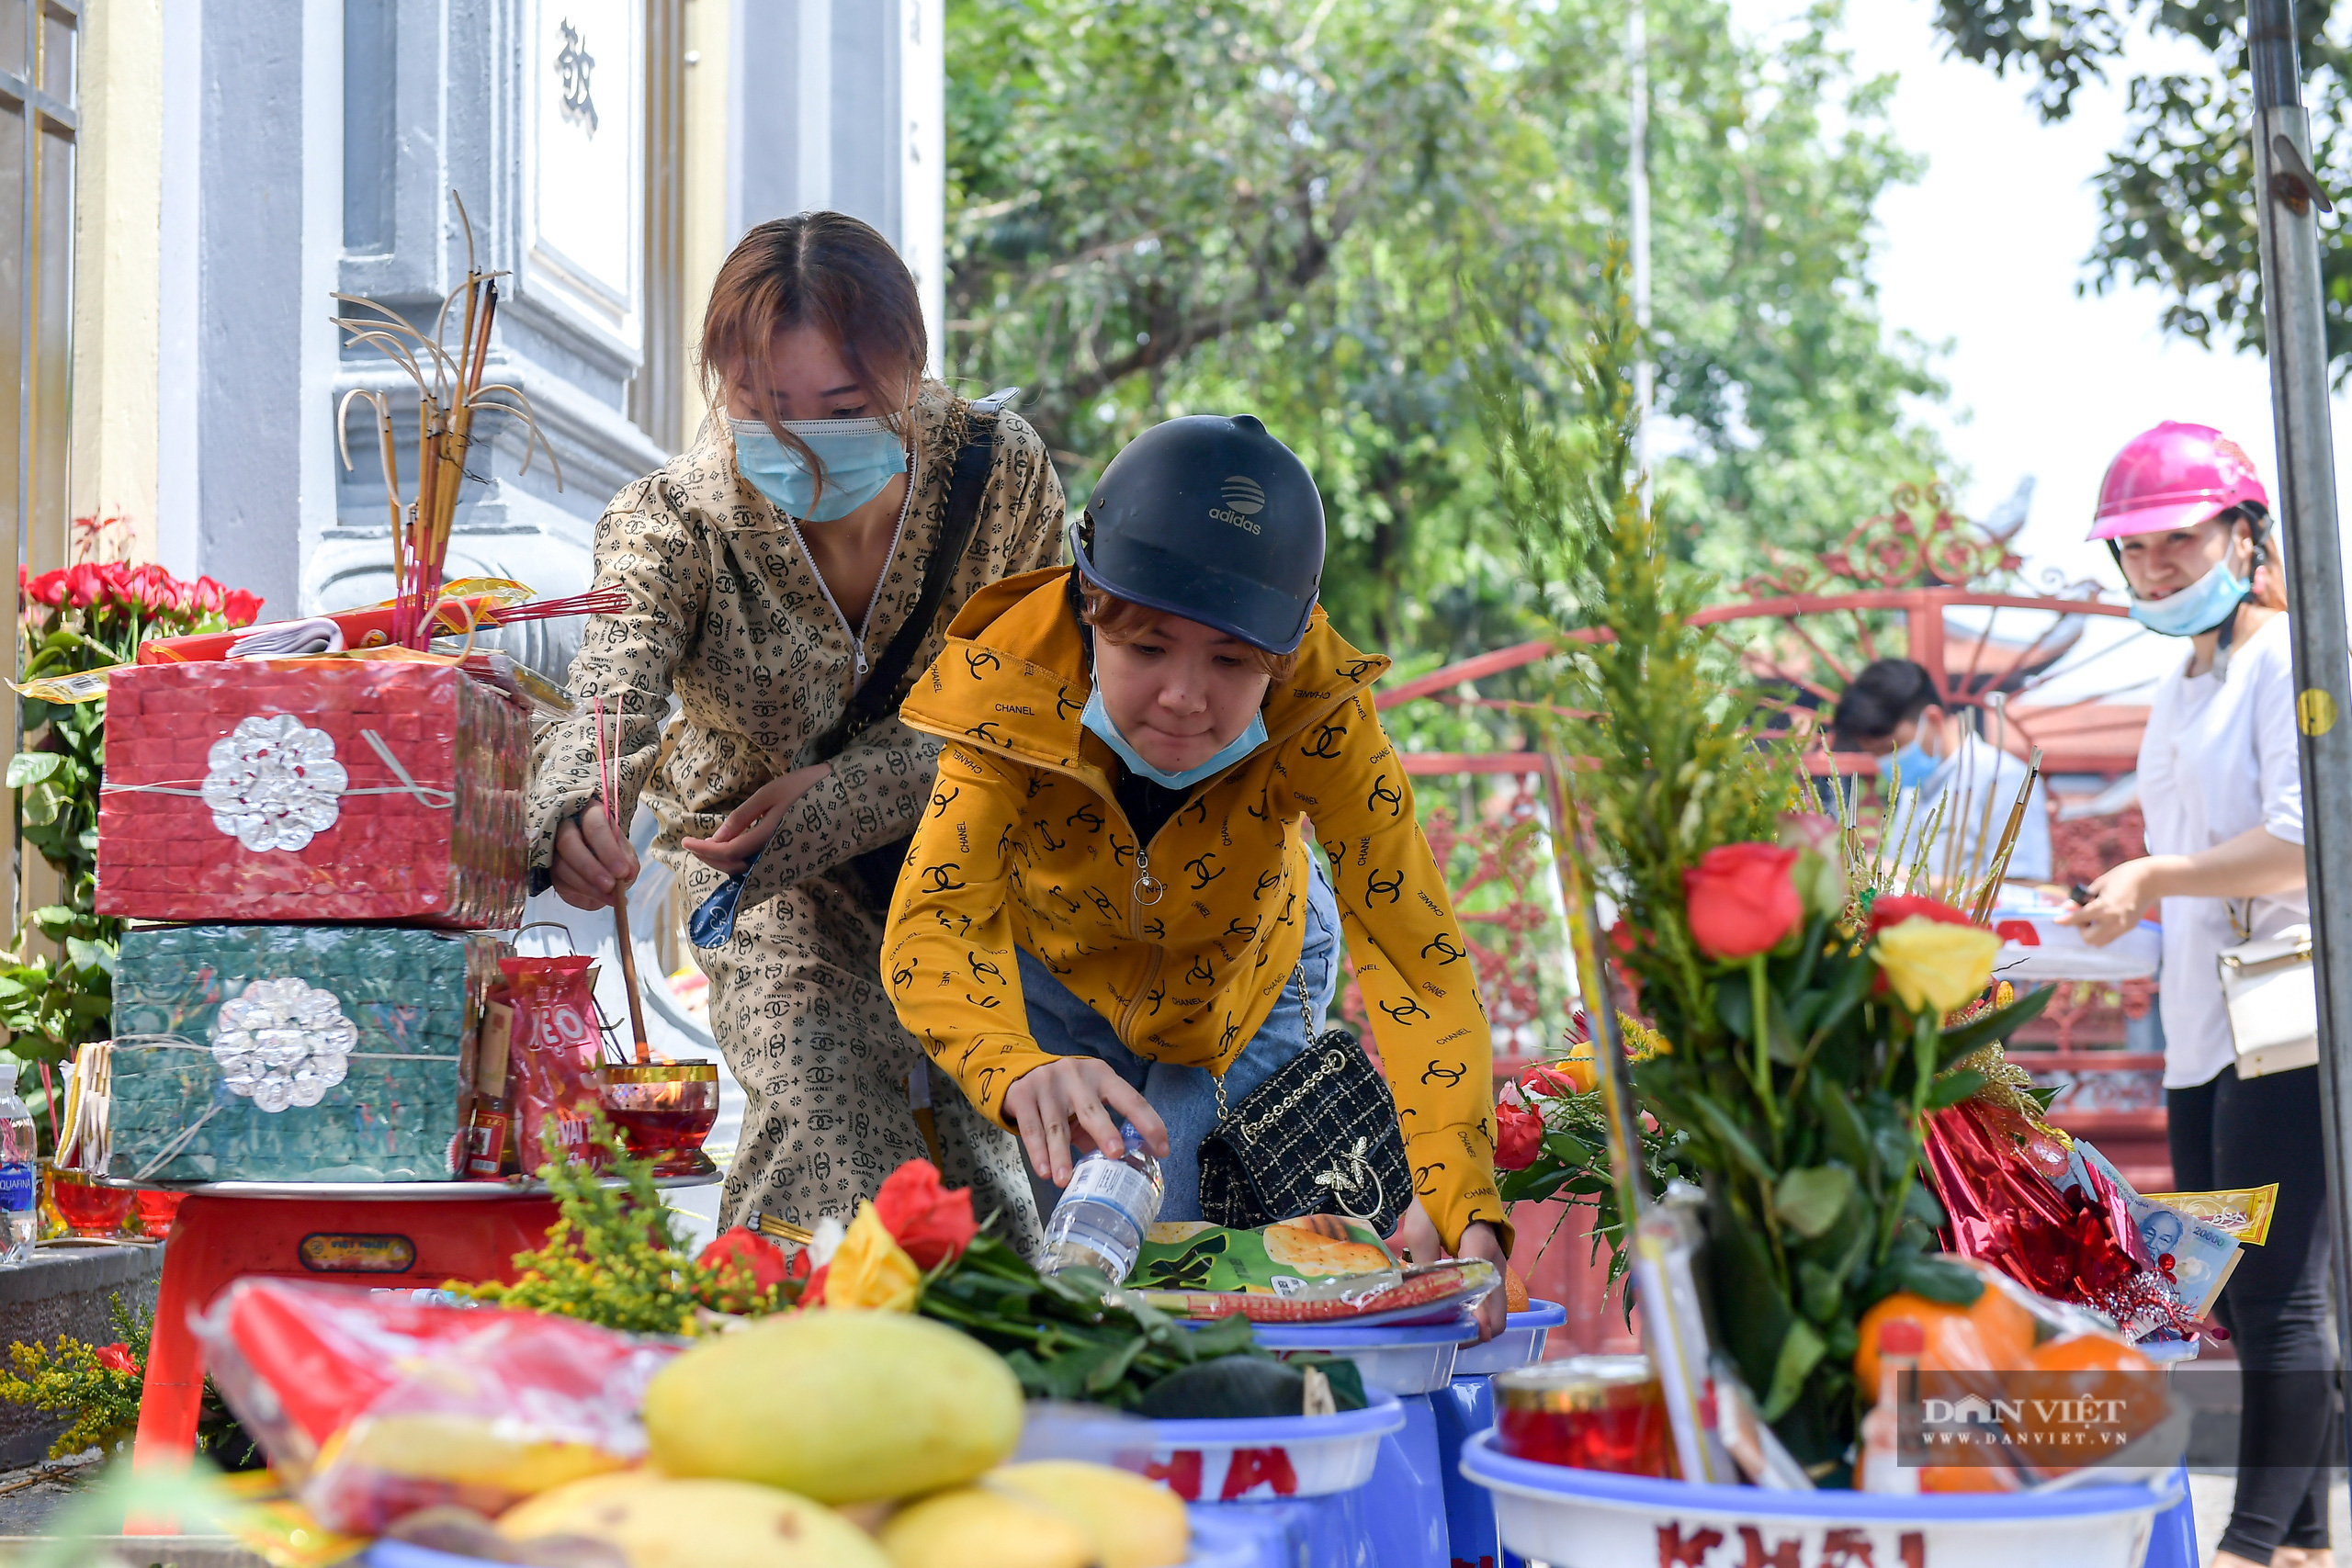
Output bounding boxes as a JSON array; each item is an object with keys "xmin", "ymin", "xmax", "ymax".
[{"xmin": 1212, "ymin": 964, "xmax": 1314, "ymax": 1126}]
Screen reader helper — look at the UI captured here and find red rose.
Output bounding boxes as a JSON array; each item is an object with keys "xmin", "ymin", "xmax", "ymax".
[
  {"xmin": 1866, "ymin": 895, "xmax": 1975, "ymax": 934},
  {"xmin": 95, "ymin": 1343, "xmax": 137, "ymax": 1376},
  {"xmin": 698, "ymin": 1226, "xmax": 792, "ymax": 1289},
  {"xmin": 1495, "ymin": 1102, "xmax": 1545, "ymax": 1170},
  {"xmin": 799, "ymin": 1262, "xmax": 830, "ymax": 1307},
  {"xmin": 871, "ymin": 1159, "xmax": 978, "ymax": 1270},
  {"xmin": 1682, "ymin": 843, "xmax": 1804, "ymax": 961},
  {"xmin": 190, "ymin": 577, "xmax": 225, "ymax": 614},
  {"xmin": 25, "ymin": 570, "xmax": 65, "ymax": 608},
  {"xmin": 220, "ymin": 589, "xmax": 265, "ymax": 627},
  {"xmin": 62, "ymin": 563, "xmax": 105, "ymax": 609}
]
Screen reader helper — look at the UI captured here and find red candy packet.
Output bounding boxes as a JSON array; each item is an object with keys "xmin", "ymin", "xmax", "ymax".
[
  {"xmin": 501, "ymin": 955, "xmax": 606, "ymax": 1175},
  {"xmin": 194, "ymin": 1278, "xmax": 675, "ymax": 1533}
]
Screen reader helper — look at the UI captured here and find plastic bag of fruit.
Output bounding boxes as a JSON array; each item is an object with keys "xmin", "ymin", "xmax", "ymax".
[
  {"xmin": 1852, "ymin": 1257, "xmax": 2188, "ymax": 1494},
  {"xmin": 194, "ymin": 1278, "xmax": 678, "ymax": 1532}
]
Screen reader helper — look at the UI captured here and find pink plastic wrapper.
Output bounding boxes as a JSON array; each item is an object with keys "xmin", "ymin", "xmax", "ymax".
[
  {"xmin": 96, "ymin": 659, "xmax": 528, "ymax": 927},
  {"xmin": 194, "ymin": 1278, "xmax": 677, "ymax": 1533}
]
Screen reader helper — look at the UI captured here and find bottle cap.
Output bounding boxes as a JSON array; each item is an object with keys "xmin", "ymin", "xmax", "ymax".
[{"xmin": 1879, "ymin": 1318, "xmax": 1927, "ymax": 1357}]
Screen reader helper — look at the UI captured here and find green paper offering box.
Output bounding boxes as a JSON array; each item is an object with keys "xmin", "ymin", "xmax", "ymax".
[{"xmin": 109, "ymin": 924, "xmax": 511, "ymax": 1183}]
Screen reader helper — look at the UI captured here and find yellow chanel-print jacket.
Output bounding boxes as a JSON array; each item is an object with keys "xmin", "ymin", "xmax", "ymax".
[{"xmin": 882, "ymin": 568, "xmax": 1507, "ymax": 1249}]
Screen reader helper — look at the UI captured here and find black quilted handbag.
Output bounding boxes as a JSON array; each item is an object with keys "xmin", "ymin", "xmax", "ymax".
[{"xmin": 1195, "ymin": 967, "xmax": 1413, "ymax": 1236}]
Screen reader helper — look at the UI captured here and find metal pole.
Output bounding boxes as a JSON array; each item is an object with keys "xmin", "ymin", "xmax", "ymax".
[
  {"xmin": 2246, "ymin": 0, "xmax": 2352, "ymax": 1391},
  {"xmin": 1628, "ymin": 0, "xmax": 1653, "ymax": 512}
]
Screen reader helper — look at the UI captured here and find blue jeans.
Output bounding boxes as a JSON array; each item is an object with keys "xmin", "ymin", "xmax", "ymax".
[{"xmin": 1018, "ymin": 855, "xmax": 1342, "ymax": 1220}]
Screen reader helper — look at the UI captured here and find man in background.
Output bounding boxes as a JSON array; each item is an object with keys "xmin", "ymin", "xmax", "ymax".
[{"xmin": 1832, "ymin": 658, "xmax": 2052, "ymax": 888}]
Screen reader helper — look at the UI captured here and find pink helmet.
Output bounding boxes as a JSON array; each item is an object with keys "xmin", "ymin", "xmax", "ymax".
[{"xmin": 2088, "ymin": 421, "xmax": 2268, "ymax": 541}]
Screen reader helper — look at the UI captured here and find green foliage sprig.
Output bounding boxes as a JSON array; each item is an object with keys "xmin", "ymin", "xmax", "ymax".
[
  {"xmin": 0, "ymin": 1294, "xmax": 147, "ymax": 1459},
  {"xmin": 1475, "ymin": 263, "xmax": 2055, "ymax": 1473},
  {"xmin": 456, "ymin": 1120, "xmax": 786, "ymax": 1337}
]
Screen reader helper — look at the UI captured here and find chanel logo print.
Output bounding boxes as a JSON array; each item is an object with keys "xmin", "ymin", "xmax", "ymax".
[
  {"xmin": 1365, "ymin": 867, "xmax": 1404, "ymax": 903},
  {"xmin": 1419, "ymin": 1059, "xmax": 1464, "ymax": 1085},
  {"xmin": 1185, "ymin": 852, "xmax": 1226, "ymax": 890},
  {"xmin": 1365, "ymin": 774, "xmax": 1402, "ymax": 816},
  {"xmin": 964, "ymin": 719, "xmax": 1004, "ymax": 744},
  {"xmin": 1066, "ymin": 805, "xmax": 1103, "ymax": 832},
  {"xmin": 1421, "ymin": 933, "xmax": 1465, "ymax": 964},
  {"xmin": 1302, "ymin": 719, "xmax": 1346, "ymax": 759},
  {"xmin": 964, "ymin": 649, "xmax": 1001, "ymax": 677},
  {"xmin": 1382, "ymin": 998, "xmax": 1431, "ymax": 1026},
  {"xmin": 930, "ymin": 786, "xmax": 958, "ymax": 818},
  {"xmin": 922, "ymin": 864, "xmax": 967, "ymax": 893}
]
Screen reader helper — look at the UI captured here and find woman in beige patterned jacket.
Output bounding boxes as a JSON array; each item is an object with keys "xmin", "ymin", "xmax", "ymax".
[{"xmin": 530, "ymin": 214, "xmax": 1065, "ymax": 1237}]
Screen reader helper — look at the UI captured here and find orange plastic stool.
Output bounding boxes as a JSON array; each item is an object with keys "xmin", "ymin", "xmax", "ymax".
[{"xmin": 127, "ymin": 1189, "xmax": 559, "ymax": 1521}]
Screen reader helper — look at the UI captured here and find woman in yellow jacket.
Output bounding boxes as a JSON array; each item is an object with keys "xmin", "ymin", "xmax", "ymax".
[{"xmin": 882, "ymin": 414, "xmax": 1510, "ymax": 1333}]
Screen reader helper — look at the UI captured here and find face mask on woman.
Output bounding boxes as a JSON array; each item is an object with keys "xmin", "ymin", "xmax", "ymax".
[
  {"xmin": 1879, "ymin": 733, "xmax": 1942, "ymax": 789},
  {"xmin": 2128, "ymin": 555, "xmax": 2250, "ymax": 638},
  {"xmin": 731, "ymin": 416, "xmax": 908, "ymax": 522}
]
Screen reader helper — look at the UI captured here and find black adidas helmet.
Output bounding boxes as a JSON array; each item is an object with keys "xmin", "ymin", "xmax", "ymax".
[{"xmin": 1072, "ymin": 414, "xmax": 1326, "ymax": 654}]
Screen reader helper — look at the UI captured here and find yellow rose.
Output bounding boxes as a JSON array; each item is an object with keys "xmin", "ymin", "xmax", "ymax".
[
  {"xmin": 1871, "ymin": 916, "xmax": 2001, "ymax": 1015},
  {"xmin": 821, "ymin": 1202, "xmax": 922, "ymax": 1313}
]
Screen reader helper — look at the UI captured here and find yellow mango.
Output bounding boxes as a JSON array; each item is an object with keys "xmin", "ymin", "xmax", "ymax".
[{"xmin": 642, "ymin": 1310, "xmax": 1023, "ymax": 1504}]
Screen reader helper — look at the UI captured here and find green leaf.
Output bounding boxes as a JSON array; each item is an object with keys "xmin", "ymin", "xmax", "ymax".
[
  {"xmin": 29, "ymin": 906, "xmax": 76, "ymax": 935},
  {"xmin": 19, "ymin": 784, "xmax": 62, "ymax": 828},
  {"xmin": 1923, "ymin": 1068, "xmax": 1988, "ymax": 1111},
  {"xmin": 5, "ymin": 751, "xmax": 60, "ymax": 789},
  {"xmin": 1795, "ymin": 1259, "xmax": 1843, "ymax": 1325},
  {"xmin": 1811, "ymin": 1074, "xmax": 1875, "ymax": 1187},
  {"xmin": 63, "ymin": 938, "xmax": 115, "ymax": 977},
  {"xmin": 1758, "ymin": 1317, "xmax": 1826, "ymax": 1422},
  {"xmin": 1773, "ymin": 1164, "xmax": 1856, "ymax": 1240},
  {"xmin": 1888, "ymin": 1250, "xmax": 1984, "ymax": 1306},
  {"xmin": 1684, "ymin": 1091, "xmax": 1780, "ymax": 1190}
]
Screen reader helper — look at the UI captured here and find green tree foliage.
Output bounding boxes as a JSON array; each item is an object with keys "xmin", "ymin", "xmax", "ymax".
[
  {"xmin": 947, "ymin": 0, "xmax": 1951, "ymax": 678},
  {"xmin": 1929, "ymin": 1, "xmax": 2352, "ymax": 376}
]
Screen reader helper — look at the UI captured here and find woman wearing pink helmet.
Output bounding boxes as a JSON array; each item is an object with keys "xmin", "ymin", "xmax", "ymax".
[{"xmin": 2059, "ymin": 421, "xmax": 2324, "ymax": 1568}]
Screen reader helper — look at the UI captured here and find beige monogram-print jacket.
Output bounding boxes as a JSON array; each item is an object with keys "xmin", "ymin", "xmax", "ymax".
[{"xmin": 527, "ymin": 384, "xmax": 1068, "ymax": 893}]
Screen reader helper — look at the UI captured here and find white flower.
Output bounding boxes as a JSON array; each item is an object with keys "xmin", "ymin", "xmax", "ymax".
[
  {"xmin": 199, "ymin": 714, "xmax": 349, "ymax": 852},
  {"xmin": 209, "ymin": 976, "xmax": 357, "ymax": 1112}
]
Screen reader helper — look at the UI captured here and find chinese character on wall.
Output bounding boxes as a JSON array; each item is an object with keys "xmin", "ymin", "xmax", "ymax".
[{"xmin": 556, "ymin": 19, "xmax": 598, "ymax": 135}]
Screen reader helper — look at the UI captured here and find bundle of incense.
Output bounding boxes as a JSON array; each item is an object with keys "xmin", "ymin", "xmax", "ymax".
[
  {"xmin": 1968, "ymin": 745, "xmax": 2043, "ymax": 925},
  {"xmin": 334, "ymin": 192, "xmax": 563, "ymax": 651}
]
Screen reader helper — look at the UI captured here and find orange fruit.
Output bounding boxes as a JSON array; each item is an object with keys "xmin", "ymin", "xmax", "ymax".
[
  {"xmin": 1854, "ymin": 1271, "xmax": 2036, "ymax": 1397},
  {"xmin": 1504, "ymin": 1263, "xmax": 1531, "ymax": 1314},
  {"xmin": 2010, "ymin": 1333, "xmax": 2163, "ymax": 1472},
  {"xmin": 1922, "ymin": 1464, "xmax": 2013, "ymax": 1494}
]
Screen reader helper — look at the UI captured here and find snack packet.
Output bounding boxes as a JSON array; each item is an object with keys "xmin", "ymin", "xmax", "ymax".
[
  {"xmin": 501, "ymin": 956, "xmax": 606, "ymax": 1175},
  {"xmin": 1130, "ymin": 1217, "xmax": 1399, "ymax": 1299},
  {"xmin": 194, "ymin": 1278, "xmax": 677, "ymax": 1533}
]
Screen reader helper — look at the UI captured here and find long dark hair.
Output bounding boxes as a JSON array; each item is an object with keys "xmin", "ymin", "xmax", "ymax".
[{"xmin": 697, "ymin": 212, "xmax": 928, "ymax": 502}]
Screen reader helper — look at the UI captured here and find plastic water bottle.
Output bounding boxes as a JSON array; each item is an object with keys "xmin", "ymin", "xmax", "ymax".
[
  {"xmin": 0, "ymin": 1066, "xmax": 37, "ymax": 1265},
  {"xmin": 1040, "ymin": 1122, "xmax": 1164, "ymax": 1283}
]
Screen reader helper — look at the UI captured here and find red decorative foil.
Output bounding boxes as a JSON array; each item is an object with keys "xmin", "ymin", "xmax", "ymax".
[
  {"xmin": 96, "ymin": 660, "xmax": 528, "ymax": 927},
  {"xmin": 1922, "ymin": 1100, "xmax": 2201, "ymax": 1337}
]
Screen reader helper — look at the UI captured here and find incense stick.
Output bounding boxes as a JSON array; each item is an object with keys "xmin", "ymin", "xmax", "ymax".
[{"xmin": 593, "ymin": 697, "xmax": 652, "ymax": 1064}]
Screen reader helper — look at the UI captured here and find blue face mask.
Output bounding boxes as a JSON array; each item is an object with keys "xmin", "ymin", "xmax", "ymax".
[
  {"xmin": 730, "ymin": 416, "xmax": 908, "ymax": 522},
  {"xmin": 2128, "ymin": 557, "xmax": 2250, "ymax": 637},
  {"xmin": 1080, "ymin": 678, "xmax": 1270, "ymax": 790},
  {"xmin": 1881, "ymin": 736, "xmax": 1942, "ymax": 790}
]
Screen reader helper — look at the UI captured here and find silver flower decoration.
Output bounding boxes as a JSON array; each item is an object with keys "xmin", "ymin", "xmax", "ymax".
[
  {"xmin": 199, "ymin": 714, "xmax": 350, "ymax": 852},
  {"xmin": 209, "ymin": 977, "xmax": 357, "ymax": 1113}
]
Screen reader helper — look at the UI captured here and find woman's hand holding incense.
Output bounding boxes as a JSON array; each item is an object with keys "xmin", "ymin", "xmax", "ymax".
[
  {"xmin": 684, "ymin": 764, "xmax": 833, "ymax": 874},
  {"xmin": 1003, "ymin": 1058, "xmax": 1170, "ymax": 1188},
  {"xmin": 550, "ymin": 802, "xmax": 639, "ymax": 911}
]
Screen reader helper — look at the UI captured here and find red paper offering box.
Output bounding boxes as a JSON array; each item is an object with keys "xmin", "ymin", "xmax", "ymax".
[{"xmin": 96, "ymin": 660, "xmax": 529, "ymax": 926}]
